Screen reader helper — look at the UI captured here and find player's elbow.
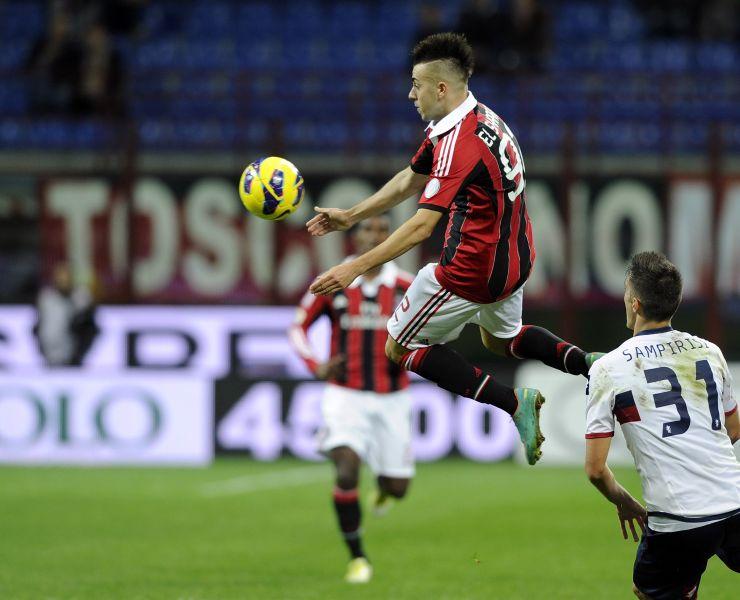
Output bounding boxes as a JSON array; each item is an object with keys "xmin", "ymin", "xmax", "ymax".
[
  {"xmin": 410, "ymin": 215, "xmax": 436, "ymax": 242},
  {"xmin": 585, "ymin": 462, "xmax": 606, "ymax": 483},
  {"xmin": 414, "ymin": 221, "xmax": 435, "ymax": 241}
]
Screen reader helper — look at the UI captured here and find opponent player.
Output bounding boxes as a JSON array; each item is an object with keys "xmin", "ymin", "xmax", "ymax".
[
  {"xmin": 585, "ymin": 251, "xmax": 740, "ymax": 599},
  {"xmin": 289, "ymin": 215, "xmax": 415, "ymax": 584},
  {"xmin": 307, "ymin": 33, "xmax": 600, "ymax": 465}
]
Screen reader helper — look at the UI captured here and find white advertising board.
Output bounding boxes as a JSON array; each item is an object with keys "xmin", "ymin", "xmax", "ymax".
[
  {"xmin": 0, "ymin": 371, "xmax": 213, "ymax": 465},
  {"xmin": 0, "ymin": 305, "xmax": 328, "ymax": 376}
]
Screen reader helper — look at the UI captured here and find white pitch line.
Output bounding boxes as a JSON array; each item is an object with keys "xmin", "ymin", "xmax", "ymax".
[{"xmin": 200, "ymin": 465, "xmax": 332, "ymax": 497}]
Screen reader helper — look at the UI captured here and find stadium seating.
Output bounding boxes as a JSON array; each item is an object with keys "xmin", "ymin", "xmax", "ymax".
[{"xmin": 0, "ymin": 0, "xmax": 737, "ymax": 153}]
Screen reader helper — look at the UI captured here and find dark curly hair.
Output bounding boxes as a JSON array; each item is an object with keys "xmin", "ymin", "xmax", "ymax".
[
  {"xmin": 626, "ymin": 251, "xmax": 683, "ymax": 322},
  {"xmin": 411, "ymin": 32, "xmax": 474, "ymax": 81}
]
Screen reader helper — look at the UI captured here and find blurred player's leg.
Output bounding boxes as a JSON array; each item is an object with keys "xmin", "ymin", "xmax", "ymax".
[
  {"xmin": 329, "ymin": 446, "xmax": 370, "ymax": 581},
  {"xmin": 331, "ymin": 449, "xmax": 373, "ymax": 583},
  {"xmin": 369, "ymin": 390, "xmax": 414, "ymax": 515},
  {"xmin": 371, "ymin": 476, "xmax": 409, "ymax": 517}
]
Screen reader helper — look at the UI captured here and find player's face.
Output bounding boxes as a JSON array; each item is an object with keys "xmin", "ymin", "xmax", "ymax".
[
  {"xmin": 409, "ymin": 63, "xmax": 443, "ymax": 122},
  {"xmin": 353, "ymin": 217, "xmax": 390, "ymax": 254},
  {"xmin": 624, "ymin": 278, "xmax": 637, "ymax": 330}
]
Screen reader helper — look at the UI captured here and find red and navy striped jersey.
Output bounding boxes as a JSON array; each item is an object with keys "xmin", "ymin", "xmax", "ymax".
[
  {"xmin": 288, "ymin": 262, "xmax": 413, "ymax": 392},
  {"xmin": 410, "ymin": 93, "xmax": 536, "ymax": 304}
]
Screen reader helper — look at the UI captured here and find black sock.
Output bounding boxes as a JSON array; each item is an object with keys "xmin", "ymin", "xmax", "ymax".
[
  {"xmin": 401, "ymin": 344, "xmax": 518, "ymax": 415},
  {"xmin": 508, "ymin": 325, "xmax": 588, "ymax": 376},
  {"xmin": 333, "ymin": 487, "xmax": 365, "ymax": 559}
]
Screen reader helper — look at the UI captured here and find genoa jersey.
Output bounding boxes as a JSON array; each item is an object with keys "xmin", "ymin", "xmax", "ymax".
[
  {"xmin": 586, "ymin": 327, "xmax": 740, "ymax": 532},
  {"xmin": 289, "ymin": 262, "xmax": 412, "ymax": 392},
  {"xmin": 410, "ymin": 92, "xmax": 535, "ymax": 304}
]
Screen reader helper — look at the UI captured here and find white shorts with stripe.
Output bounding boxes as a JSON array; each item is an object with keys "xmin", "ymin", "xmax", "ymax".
[
  {"xmin": 387, "ymin": 263, "xmax": 524, "ymax": 350},
  {"xmin": 318, "ymin": 384, "xmax": 415, "ymax": 478}
]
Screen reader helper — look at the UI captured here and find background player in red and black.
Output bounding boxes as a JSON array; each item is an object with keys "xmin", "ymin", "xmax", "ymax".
[
  {"xmin": 307, "ymin": 33, "xmax": 602, "ymax": 466},
  {"xmin": 288, "ymin": 214, "xmax": 415, "ymax": 583}
]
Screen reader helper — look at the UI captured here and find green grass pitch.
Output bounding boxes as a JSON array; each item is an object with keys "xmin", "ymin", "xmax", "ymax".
[{"xmin": 0, "ymin": 459, "xmax": 734, "ymax": 599}]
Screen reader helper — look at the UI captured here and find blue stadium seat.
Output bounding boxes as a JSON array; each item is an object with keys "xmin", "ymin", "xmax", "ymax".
[
  {"xmin": 0, "ymin": 82, "xmax": 27, "ymax": 115},
  {"xmin": 695, "ymin": 43, "xmax": 738, "ymax": 73},
  {"xmin": 0, "ymin": 43, "xmax": 29, "ymax": 70},
  {"xmin": 0, "ymin": 1, "xmax": 44, "ymax": 38},
  {"xmin": 647, "ymin": 42, "xmax": 690, "ymax": 73},
  {"xmin": 606, "ymin": 4, "xmax": 645, "ymax": 42}
]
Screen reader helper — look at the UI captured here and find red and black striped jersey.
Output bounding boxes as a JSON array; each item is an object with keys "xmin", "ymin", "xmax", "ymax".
[
  {"xmin": 410, "ymin": 92, "xmax": 536, "ymax": 304},
  {"xmin": 288, "ymin": 262, "xmax": 413, "ymax": 392}
]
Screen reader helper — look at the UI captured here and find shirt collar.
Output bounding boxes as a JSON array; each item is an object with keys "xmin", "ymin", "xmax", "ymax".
[
  {"xmin": 427, "ymin": 92, "xmax": 477, "ymax": 140},
  {"xmin": 635, "ymin": 326, "xmax": 673, "ymax": 337}
]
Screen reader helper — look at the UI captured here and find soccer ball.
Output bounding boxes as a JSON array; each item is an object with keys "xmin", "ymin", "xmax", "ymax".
[{"xmin": 238, "ymin": 156, "xmax": 305, "ymax": 221}]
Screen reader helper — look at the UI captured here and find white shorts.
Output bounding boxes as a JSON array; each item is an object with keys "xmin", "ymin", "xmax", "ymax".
[
  {"xmin": 318, "ymin": 384, "xmax": 415, "ymax": 478},
  {"xmin": 387, "ymin": 263, "xmax": 524, "ymax": 350}
]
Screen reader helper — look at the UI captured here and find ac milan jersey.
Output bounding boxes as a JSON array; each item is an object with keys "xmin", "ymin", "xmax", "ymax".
[
  {"xmin": 289, "ymin": 262, "xmax": 413, "ymax": 392},
  {"xmin": 586, "ymin": 327, "xmax": 740, "ymax": 532},
  {"xmin": 410, "ymin": 92, "xmax": 535, "ymax": 304}
]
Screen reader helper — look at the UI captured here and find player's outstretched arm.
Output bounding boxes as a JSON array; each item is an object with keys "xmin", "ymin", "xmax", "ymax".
[
  {"xmin": 310, "ymin": 208, "xmax": 441, "ymax": 295},
  {"xmin": 306, "ymin": 167, "xmax": 427, "ymax": 236}
]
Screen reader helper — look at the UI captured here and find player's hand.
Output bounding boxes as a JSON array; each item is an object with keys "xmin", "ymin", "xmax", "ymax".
[
  {"xmin": 310, "ymin": 262, "xmax": 360, "ymax": 295},
  {"xmin": 616, "ymin": 495, "xmax": 647, "ymax": 542},
  {"xmin": 306, "ymin": 207, "xmax": 352, "ymax": 236},
  {"xmin": 315, "ymin": 354, "xmax": 345, "ymax": 380}
]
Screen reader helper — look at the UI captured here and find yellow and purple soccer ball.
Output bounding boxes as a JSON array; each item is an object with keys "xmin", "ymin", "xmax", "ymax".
[{"xmin": 238, "ymin": 156, "xmax": 305, "ymax": 221}]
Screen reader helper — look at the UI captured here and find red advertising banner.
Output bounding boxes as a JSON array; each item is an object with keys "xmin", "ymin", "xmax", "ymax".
[{"xmin": 39, "ymin": 173, "xmax": 740, "ymax": 304}]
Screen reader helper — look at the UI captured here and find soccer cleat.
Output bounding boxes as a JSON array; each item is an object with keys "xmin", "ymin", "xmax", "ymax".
[
  {"xmin": 512, "ymin": 388, "xmax": 546, "ymax": 466},
  {"xmin": 369, "ymin": 489, "xmax": 395, "ymax": 518},
  {"xmin": 344, "ymin": 557, "xmax": 372, "ymax": 584},
  {"xmin": 585, "ymin": 352, "xmax": 605, "ymax": 370}
]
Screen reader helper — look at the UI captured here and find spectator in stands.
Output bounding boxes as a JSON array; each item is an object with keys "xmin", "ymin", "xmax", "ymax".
[
  {"xmin": 457, "ymin": 0, "xmax": 501, "ymax": 74},
  {"xmin": 505, "ymin": 0, "xmax": 550, "ymax": 73},
  {"xmin": 413, "ymin": 5, "xmax": 446, "ymax": 50},
  {"xmin": 99, "ymin": 0, "xmax": 144, "ymax": 36},
  {"xmin": 25, "ymin": 9, "xmax": 82, "ymax": 115},
  {"xmin": 73, "ymin": 21, "xmax": 125, "ymax": 116},
  {"xmin": 34, "ymin": 263, "xmax": 99, "ymax": 367},
  {"xmin": 457, "ymin": 0, "xmax": 549, "ymax": 75},
  {"xmin": 637, "ymin": 0, "xmax": 702, "ymax": 39},
  {"xmin": 698, "ymin": 0, "xmax": 739, "ymax": 42}
]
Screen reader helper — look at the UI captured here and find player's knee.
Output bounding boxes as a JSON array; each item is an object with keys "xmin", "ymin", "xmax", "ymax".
[
  {"xmin": 331, "ymin": 447, "xmax": 361, "ymax": 489},
  {"xmin": 385, "ymin": 337, "xmax": 405, "ymax": 364},
  {"xmin": 336, "ymin": 471, "xmax": 359, "ymax": 490},
  {"xmin": 335, "ymin": 460, "xmax": 360, "ymax": 489},
  {"xmin": 379, "ymin": 476, "xmax": 410, "ymax": 499}
]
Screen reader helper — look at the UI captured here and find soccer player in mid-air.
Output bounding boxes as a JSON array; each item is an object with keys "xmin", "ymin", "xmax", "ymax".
[
  {"xmin": 289, "ymin": 215, "xmax": 415, "ymax": 584},
  {"xmin": 585, "ymin": 251, "xmax": 740, "ymax": 599},
  {"xmin": 307, "ymin": 33, "xmax": 601, "ymax": 464}
]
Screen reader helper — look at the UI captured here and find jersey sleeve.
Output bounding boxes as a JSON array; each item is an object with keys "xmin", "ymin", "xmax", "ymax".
[
  {"xmin": 417, "ymin": 128, "xmax": 480, "ymax": 213},
  {"xmin": 287, "ymin": 291, "xmax": 330, "ymax": 375},
  {"xmin": 409, "ymin": 137, "xmax": 434, "ymax": 175},
  {"xmin": 585, "ymin": 362, "xmax": 616, "ymax": 439}
]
